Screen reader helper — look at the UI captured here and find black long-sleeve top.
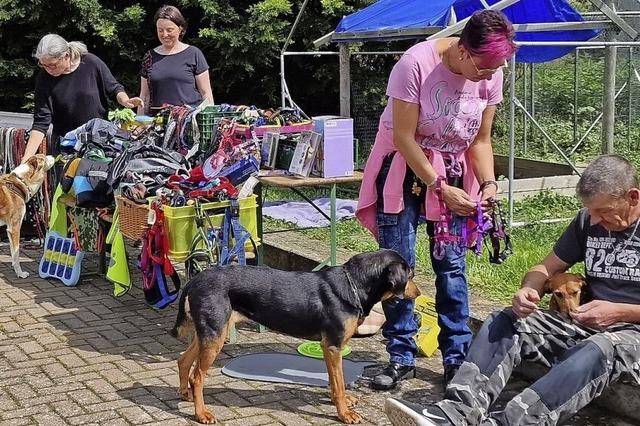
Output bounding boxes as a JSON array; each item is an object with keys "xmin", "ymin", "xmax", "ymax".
[{"xmin": 31, "ymin": 53, "xmax": 124, "ymax": 138}]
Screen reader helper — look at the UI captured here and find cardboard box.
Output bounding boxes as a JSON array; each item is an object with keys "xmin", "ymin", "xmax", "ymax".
[
  {"xmin": 288, "ymin": 131, "xmax": 321, "ymax": 177},
  {"xmin": 311, "ymin": 116, "xmax": 354, "ymax": 178}
]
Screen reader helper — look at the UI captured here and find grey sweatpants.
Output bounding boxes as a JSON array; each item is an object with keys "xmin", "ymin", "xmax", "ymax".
[{"xmin": 439, "ymin": 309, "xmax": 640, "ymax": 426}]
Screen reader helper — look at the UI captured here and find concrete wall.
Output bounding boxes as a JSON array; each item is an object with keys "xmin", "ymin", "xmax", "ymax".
[{"xmin": 0, "ymin": 111, "xmax": 32, "ymax": 129}]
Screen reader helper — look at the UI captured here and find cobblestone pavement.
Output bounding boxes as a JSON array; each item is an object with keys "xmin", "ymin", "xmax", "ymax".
[{"xmin": 0, "ymin": 248, "xmax": 633, "ymax": 425}]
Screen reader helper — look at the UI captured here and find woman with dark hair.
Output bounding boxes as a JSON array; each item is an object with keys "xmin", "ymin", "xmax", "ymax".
[
  {"xmin": 356, "ymin": 10, "xmax": 517, "ymax": 390},
  {"xmin": 138, "ymin": 5, "xmax": 213, "ymax": 114},
  {"xmin": 23, "ymin": 33, "xmax": 142, "ymax": 162}
]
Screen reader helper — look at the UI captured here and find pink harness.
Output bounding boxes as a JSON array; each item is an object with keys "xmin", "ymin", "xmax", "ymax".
[{"xmin": 432, "ymin": 175, "xmax": 511, "ymax": 263}]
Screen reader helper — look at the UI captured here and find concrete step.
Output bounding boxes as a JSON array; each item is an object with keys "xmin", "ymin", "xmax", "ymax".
[{"xmin": 262, "ymin": 230, "xmax": 639, "ymax": 424}]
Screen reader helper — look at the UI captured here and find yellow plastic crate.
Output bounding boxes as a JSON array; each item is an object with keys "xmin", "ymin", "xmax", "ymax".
[
  {"xmin": 162, "ymin": 195, "xmax": 259, "ymax": 262},
  {"xmin": 414, "ymin": 295, "xmax": 441, "ymax": 357}
]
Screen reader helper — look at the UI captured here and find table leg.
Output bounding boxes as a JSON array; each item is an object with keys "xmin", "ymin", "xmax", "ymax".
[
  {"xmin": 254, "ymin": 182, "xmax": 267, "ymax": 334},
  {"xmin": 256, "ymin": 182, "xmax": 264, "ymax": 267},
  {"xmin": 330, "ymin": 183, "xmax": 337, "ymax": 266}
]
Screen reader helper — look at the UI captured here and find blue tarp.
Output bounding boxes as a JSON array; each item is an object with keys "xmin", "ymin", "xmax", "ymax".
[{"xmin": 334, "ymin": 0, "xmax": 599, "ymax": 63}]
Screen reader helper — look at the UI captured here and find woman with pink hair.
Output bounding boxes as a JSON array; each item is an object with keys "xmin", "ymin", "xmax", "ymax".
[{"xmin": 356, "ymin": 10, "xmax": 516, "ymax": 390}]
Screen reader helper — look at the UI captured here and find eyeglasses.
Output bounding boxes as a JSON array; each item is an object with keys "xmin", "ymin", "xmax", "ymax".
[
  {"xmin": 468, "ymin": 55, "xmax": 509, "ymax": 77},
  {"xmin": 38, "ymin": 54, "xmax": 67, "ymax": 70}
]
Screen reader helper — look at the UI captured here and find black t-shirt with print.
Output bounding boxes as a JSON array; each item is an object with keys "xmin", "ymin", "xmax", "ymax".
[{"xmin": 554, "ymin": 208, "xmax": 640, "ymax": 304}]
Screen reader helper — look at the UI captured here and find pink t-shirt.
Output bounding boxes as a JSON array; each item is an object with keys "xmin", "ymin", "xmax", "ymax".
[{"xmin": 356, "ymin": 39, "xmax": 504, "ymax": 238}]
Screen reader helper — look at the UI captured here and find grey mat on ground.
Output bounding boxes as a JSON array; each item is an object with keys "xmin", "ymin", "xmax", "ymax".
[{"xmin": 221, "ymin": 352, "xmax": 376, "ymax": 387}]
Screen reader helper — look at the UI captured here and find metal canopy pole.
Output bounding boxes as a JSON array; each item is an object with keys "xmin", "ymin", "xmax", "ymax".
[
  {"xmin": 427, "ymin": 0, "xmax": 520, "ymax": 40},
  {"xmin": 508, "ymin": 56, "xmax": 516, "ymax": 228},
  {"xmin": 514, "ymin": 97, "xmax": 582, "ymax": 175},
  {"xmin": 602, "ymin": 0, "xmax": 617, "ymax": 154},
  {"xmin": 574, "ymin": 50, "xmax": 579, "ymax": 147},
  {"xmin": 629, "ymin": 47, "xmax": 634, "ymax": 148},
  {"xmin": 569, "ymin": 82, "xmax": 628, "ymax": 155},
  {"xmin": 530, "ymin": 63, "xmax": 535, "ymax": 146},
  {"xmin": 588, "ymin": 0, "xmax": 638, "ymax": 39},
  {"xmin": 523, "ymin": 63, "xmax": 528, "ymax": 153},
  {"xmin": 280, "ymin": 54, "xmax": 286, "ymax": 108},
  {"xmin": 281, "ymin": 0, "xmax": 311, "ymax": 54}
]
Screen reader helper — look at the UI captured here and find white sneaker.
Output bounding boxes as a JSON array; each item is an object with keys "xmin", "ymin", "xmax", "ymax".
[{"xmin": 385, "ymin": 398, "xmax": 454, "ymax": 426}]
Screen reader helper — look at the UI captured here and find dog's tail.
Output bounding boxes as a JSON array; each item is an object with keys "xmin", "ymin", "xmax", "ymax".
[{"xmin": 170, "ymin": 281, "xmax": 194, "ymax": 339}]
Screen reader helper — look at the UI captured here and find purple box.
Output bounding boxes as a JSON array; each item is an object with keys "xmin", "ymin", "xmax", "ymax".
[{"xmin": 311, "ymin": 116, "xmax": 354, "ymax": 178}]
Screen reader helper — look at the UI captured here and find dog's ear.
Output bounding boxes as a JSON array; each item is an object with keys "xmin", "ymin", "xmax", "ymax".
[
  {"xmin": 384, "ymin": 261, "xmax": 411, "ymax": 298},
  {"xmin": 543, "ymin": 276, "xmax": 554, "ymax": 294},
  {"xmin": 25, "ymin": 156, "xmax": 41, "ymax": 177}
]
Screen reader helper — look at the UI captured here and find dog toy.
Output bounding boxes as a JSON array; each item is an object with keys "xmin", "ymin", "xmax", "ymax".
[{"xmin": 39, "ymin": 231, "xmax": 84, "ymax": 286}]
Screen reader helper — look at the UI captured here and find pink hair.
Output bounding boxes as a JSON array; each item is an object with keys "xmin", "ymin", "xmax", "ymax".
[{"xmin": 460, "ymin": 10, "xmax": 518, "ymax": 63}]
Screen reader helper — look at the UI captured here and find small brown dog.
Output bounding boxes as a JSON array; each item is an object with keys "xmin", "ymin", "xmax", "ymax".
[
  {"xmin": 544, "ymin": 272, "xmax": 587, "ymax": 313},
  {"xmin": 0, "ymin": 155, "xmax": 55, "ymax": 278}
]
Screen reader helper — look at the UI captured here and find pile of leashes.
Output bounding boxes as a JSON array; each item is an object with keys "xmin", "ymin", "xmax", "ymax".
[{"xmin": 432, "ymin": 176, "xmax": 512, "ymax": 264}]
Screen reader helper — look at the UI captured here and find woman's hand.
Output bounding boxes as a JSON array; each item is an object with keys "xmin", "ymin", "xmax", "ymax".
[
  {"xmin": 440, "ymin": 183, "xmax": 476, "ymax": 216},
  {"xmin": 480, "ymin": 183, "xmax": 498, "ymax": 212},
  {"xmin": 123, "ymin": 97, "xmax": 144, "ymax": 109}
]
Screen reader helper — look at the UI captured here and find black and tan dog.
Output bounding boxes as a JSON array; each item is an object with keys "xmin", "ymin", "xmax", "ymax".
[
  {"xmin": 171, "ymin": 249, "xmax": 420, "ymax": 424},
  {"xmin": 0, "ymin": 154, "xmax": 55, "ymax": 278}
]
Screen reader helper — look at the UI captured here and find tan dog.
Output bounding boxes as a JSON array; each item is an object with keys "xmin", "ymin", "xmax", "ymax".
[
  {"xmin": 544, "ymin": 272, "xmax": 587, "ymax": 313},
  {"xmin": 0, "ymin": 155, "xmax": 55, "ymax": 278}
]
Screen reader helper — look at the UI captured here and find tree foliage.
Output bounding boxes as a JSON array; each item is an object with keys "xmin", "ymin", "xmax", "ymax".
[{"xmin": 0, "ymin": 0, "xmax": 376, "ymax": 115}]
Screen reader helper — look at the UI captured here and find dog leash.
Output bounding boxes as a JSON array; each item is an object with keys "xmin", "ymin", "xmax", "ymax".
[
  {"xmin": 433, "ymin": 176, "xmax": 461, "ymax": 260},
  {"xmin": 432, "ymin": 178, "xmax": 512, "ymax": 263}
]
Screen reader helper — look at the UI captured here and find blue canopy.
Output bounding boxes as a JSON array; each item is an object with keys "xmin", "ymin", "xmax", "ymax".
[{"xmin": 334, "ymin": 0, "xmax": 600, "ymax": 63}]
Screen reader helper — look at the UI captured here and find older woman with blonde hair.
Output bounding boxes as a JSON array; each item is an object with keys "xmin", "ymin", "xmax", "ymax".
[{"xmin": 23, "ymin": 34, "xmax": 142, "ymax": 162}]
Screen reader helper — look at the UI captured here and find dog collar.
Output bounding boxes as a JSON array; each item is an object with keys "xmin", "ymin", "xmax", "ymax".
[
  {"xmin": 12, "ymin": 173, "xmax": 32, "ymax": 199},
  {"xmin": 3, "ymin": 177, "xmax": 29, "ymax": 200},
  {"xmin": 343, "ymin": 270, "xmax": 363, "ymax": 318}
]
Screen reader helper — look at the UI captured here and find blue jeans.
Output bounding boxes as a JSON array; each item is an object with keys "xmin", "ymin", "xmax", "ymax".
[{"xmin": 376, "ymin": 168, "xmax": 472, "ymax": 367}]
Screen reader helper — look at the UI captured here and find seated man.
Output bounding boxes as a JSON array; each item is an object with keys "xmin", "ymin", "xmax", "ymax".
[{"xmin": 384, "ymin": 154, "xmax": 640, "ymax": 426}]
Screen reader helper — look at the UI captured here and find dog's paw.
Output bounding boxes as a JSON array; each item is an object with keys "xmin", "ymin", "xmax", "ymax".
[
  {"xmin": 344, "ymin": 393, "xmax": 358, "ymax": 408},
  {"xmin": 195, "ymin": 408, "xmax": 216, "ymax": 424},
  {"xmin": 17, "ymin": 271, "xmax": 29, "ymax": 279},
  {"xmin": 178, "ymin": 387, "xmax": 193, "ymax": 402},
  {"xmin": 338, "ymin": 409, "xmax": 363, "ymax": 424}
]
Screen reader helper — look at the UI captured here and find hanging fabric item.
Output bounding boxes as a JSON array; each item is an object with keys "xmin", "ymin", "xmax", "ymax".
[
  {"xmin": 139, "ymin": 202, "xmax": 181, "ymax": 309},
  {"xmin": 105, "ymin": 211, "xmax": 131, "ymax": 297},
  {"xmin": 219, "ymin": 198, "xmax": 255, "ymax": 266}
]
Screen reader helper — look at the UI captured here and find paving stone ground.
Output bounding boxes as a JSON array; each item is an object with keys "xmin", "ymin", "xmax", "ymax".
[{"xmin": 0, "ymin": 246, "xmax": 634, "ymax": 425}]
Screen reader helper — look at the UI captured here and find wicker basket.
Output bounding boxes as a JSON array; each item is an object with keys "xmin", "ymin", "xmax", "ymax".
[{"xmin": 116, "ymin": 196, "xmax": 150, "ymax": 241}]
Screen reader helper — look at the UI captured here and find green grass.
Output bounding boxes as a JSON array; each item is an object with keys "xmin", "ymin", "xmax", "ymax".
[{"xmin": 262, "ymin": 189, "xmax": 585, "ymax": 303}]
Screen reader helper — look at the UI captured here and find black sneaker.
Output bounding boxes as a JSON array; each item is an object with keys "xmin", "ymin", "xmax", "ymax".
[
  {"xmin": 371, "ymin": 362, "xmax": 416, "ymax": 390},
  {"xmin": 385, "ymin": 398, "xmax": 454, "ymax": 426}
]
